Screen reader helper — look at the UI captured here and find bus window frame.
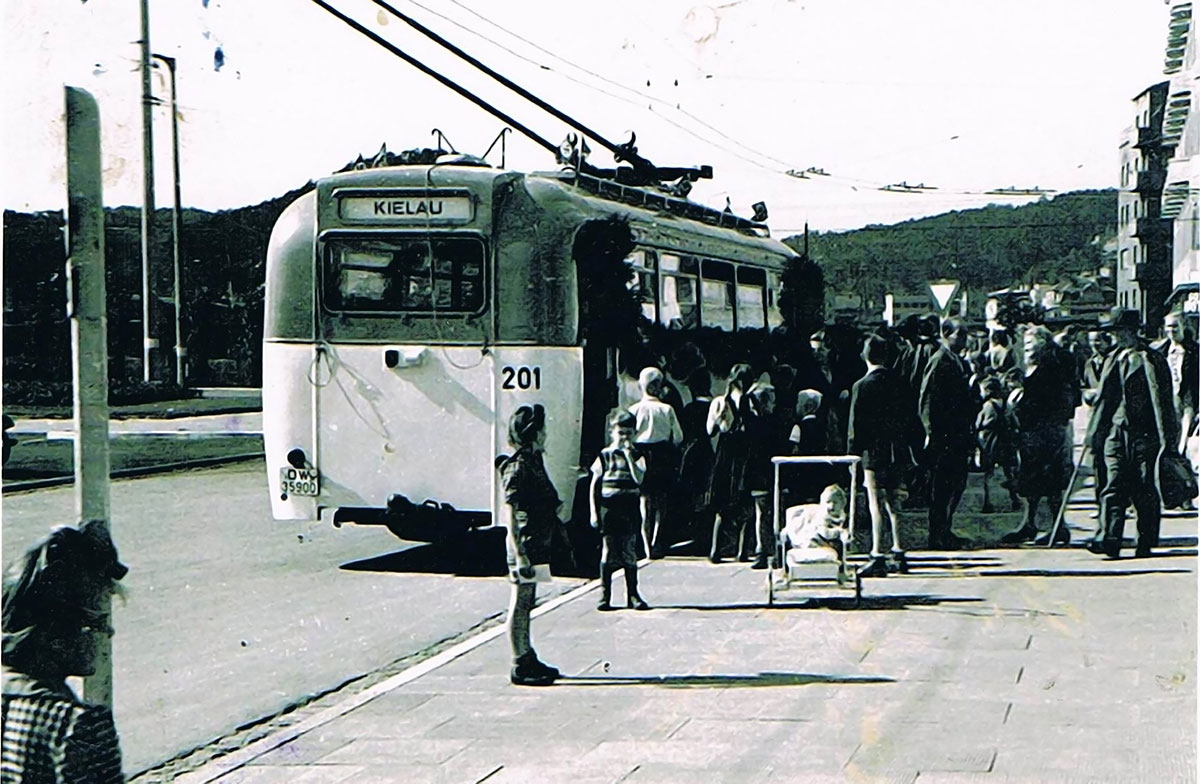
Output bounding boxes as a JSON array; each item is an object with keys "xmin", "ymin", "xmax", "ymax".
[
  {"xmin": 317, "ymin": 230, "xmax": 490, "ymax": 319},
  {"xmin": 766, "ymin": 270, "xmax": 784, "ymax": 329},
  {"xmin": 700, "ymin": 258, "xmax": 737, "ymax": 332},
  {"xmin": 659, "ymin": 252, "xmax": 700, "ymax": 330},
  {"xmin": 626, "ymin": 248, "xmax": 659, "ymax": 325},
  {"xmin": 736, "ymin": 265, "xmax": 768, "ymax": 331}
]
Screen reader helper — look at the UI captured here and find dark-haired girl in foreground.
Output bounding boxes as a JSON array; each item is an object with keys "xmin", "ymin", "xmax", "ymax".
[{"xmin": 496, "ymin": 404, "xmax": 562, "ymax": 686}]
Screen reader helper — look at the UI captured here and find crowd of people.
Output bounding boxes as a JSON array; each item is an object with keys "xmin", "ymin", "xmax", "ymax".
[{"xmin": 493, "ymin": 305, "xmax": 1198, "ymax": 685}]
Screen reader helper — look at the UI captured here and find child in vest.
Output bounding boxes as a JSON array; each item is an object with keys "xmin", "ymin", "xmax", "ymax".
[{"xmin": 589, "ymin": 409, "xmax": 650, "ymax": 611}]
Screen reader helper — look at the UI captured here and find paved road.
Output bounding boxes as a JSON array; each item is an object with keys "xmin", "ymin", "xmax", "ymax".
[
  {"xmin": 1, "ymin": 461, "xmax": 581, "ymax": 775},
  {"xmin": 170, "ymin": 513, "xmax": 1197, "ymax": 784}
]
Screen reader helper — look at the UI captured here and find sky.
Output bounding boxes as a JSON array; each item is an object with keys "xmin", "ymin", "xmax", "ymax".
[{"xmin": 0, "ymin": 0, "xmax": 1176, "ymax": 233}]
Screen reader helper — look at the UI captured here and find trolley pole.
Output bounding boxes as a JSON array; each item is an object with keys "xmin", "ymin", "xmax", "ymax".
[
  {"xmin": 139, "ymin": 0, "xmax": 158, "ymax": 383},
  {"xmin": 65, "ymin": 86, "xmax": 116, "ymax": 708},
  {"xmin": 152, "ymin": 54, "xmax": 185, "ymax": 387}
]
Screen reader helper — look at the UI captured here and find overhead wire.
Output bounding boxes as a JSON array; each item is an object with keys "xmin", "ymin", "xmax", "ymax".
[
  {"xmin": 308, "ymin": 0, "xmax": 560, "ymax": 157},
  {"xmin": 402, "ymin": 0, "xmax": 800, "ymax": 175},
  {"xmin": 314, "ymin": 0, "xmax": 1167, "ymax": 217}
]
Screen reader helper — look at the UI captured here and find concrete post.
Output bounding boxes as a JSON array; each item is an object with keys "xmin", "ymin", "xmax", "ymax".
[
  {"xmin": 152, "ymin": 54, "xmax": 185, "ymax": 387},
  {"xmin": 139, "ymin": 0, "xmax": 158, "ymax": 383},
  {"xmin": 65, "ymin": 86, "xmax": 115, "ymax": 707}
]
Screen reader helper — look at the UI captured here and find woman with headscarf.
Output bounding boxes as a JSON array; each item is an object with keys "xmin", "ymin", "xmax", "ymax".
[
  {"xmin": 1002, "ymin": 326, "xmax": 1080, "ymax": 546},
  {"xmin": 2, "ymin": 520, "xmax": 128, "ymax": 783}
]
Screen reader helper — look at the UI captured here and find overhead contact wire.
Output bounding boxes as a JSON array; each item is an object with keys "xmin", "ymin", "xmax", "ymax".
[
  {"xmin": 308, "ymin": 0, "xmax": 560, "ymax": 157},
  {"xmin": 370, "ymin": 0, "xmax": 653, "ymax": 169}
]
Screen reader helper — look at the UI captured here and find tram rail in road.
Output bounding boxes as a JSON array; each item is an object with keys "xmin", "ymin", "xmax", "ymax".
[
  {"xmin": 2, "ymin": 451, "xmax": 265, "ymax": 494},
  {"xmin": 2, "ymin": 410, "xmax": 265, "ymax": 492}
]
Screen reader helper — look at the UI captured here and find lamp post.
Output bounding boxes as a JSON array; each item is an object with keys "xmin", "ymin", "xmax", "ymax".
[
  {"xmin": 139, "ymin": 0, "xmax": 157, "ymax": 382},
  {"xmin": 151, "ymin": 54, "xmax": 185, "ymax": 387}
]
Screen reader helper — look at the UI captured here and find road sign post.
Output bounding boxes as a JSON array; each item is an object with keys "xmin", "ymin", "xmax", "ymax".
[
  {"xmin": 66, "ymin": 86, "xmax": 115, "ymax": 707},
  {"xmin": 928, "ymin": 279, "xmax": 961, "ymax": 316}
]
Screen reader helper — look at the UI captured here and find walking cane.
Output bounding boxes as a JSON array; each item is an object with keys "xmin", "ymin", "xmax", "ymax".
[{"xmin": 1046, "ymin": 441, "xmax": 1090, "ymax": 548}]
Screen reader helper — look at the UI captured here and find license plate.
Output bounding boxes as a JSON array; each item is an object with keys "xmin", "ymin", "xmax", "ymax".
[{"xmin": 280, "ymin": 467, "xmax": 320, "ymax": 496}]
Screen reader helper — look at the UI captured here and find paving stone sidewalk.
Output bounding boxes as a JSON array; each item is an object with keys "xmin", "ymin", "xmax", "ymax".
[{"xmin": 178, "ymin": 509, "xmax": 1197, "ymax": 784}]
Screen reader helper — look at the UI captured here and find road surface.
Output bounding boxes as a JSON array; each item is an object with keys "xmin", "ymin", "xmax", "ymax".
[{"xmin": 2, "ymin": 460, "xmax": 581, "ymax": 775}]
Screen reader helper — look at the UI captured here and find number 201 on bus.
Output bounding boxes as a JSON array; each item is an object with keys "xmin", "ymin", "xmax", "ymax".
[{"xmin": 501, "ymin": 365, "xmax": 541, "ymax": 390}]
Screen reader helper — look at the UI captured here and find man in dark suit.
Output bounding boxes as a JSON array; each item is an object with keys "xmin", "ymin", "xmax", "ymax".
[
  {"xmin": 1155, "ymin": 311, "xmax": 1198, "ymax": 507},
  {"xmin": 1087, "ymin": 308, "xmax": 1179, "ymax": 558},
  {"xmin": 918, "ymin": 318, "xmax": 974, "ymax": 549},
  {"xmin": 849, "ymin": 334, "xmax": 923, "ymax": 576}
]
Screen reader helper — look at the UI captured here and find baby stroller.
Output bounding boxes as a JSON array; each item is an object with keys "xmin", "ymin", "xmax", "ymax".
[{"xmin": 767, "ymin": 455, "xmax": 863, "ymax": 607}]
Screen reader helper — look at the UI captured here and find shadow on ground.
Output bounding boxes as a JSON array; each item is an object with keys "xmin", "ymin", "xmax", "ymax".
[
  {"xmin": 340, "ymin": 529, "xmax": 508, "ymax": 577},
  {"xmin": 559, "ymin": 671, "xmax": 895, "ymax": 688},
  {"xmin": 655, "ymin": 594, "xmax": 983, "ymax": 612},
  {"xmin": 339, "ymin": 527, "xmax": 599, "ymax": 578},
  {"xmin": 976, "ymin": 566, "xmax": 1194, "ymax": 578}
]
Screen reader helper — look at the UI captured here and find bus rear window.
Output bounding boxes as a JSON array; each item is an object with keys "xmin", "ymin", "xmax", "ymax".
[{"xmin": 324, "ymin": 237, "xmax": 485, "ymax": 314}]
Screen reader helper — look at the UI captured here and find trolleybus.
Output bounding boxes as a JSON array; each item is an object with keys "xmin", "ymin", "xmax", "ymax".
[{"xmin": 263, "ymin": 153, "xmax": 802, "ymax": 541}]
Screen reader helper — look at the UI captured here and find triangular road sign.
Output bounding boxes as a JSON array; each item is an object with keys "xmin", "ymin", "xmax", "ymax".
[{"xmin": 928, "ymin": 279, "xmax": 961, "ymax": 314}]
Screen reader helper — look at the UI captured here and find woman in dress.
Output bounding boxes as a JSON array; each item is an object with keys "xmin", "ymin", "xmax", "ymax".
[{"xmin": 706, "ymin": 363, "xmax": 756, "ymax": 563}]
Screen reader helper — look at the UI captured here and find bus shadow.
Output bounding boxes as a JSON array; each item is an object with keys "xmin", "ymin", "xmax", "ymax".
[
  {"xmin": 338, "ymin": 527, "xmax": 599, "ymax": 578},
  {"xmin": 340, "ymin": 528, "xmax": 508, "ymax": 577}
]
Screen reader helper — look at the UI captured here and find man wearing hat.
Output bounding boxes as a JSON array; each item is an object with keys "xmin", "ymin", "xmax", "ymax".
[{"xmin": 1086, "ymin": 308, "xmax": 1179, "ymax": 558}]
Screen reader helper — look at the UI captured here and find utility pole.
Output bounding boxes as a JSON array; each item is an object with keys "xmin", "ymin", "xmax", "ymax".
[
  {"xmin": 152, "ymin": 54, "xmax": 185, "ymax": 387},
  {"xmin": 139, "ymin": 0, "xmax": 158, "ymax": 383},
  {"xmin": 65, "ymin": 86, "xmax": 115, "ymax": 707}
]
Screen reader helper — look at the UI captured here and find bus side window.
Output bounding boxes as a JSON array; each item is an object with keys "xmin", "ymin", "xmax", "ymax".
[
  {"xmin": 626, "ymin": 249, "xmax": 657, "ymax": 323},
  {"xmin": 701, "ymin": 259, "xmax": 735, "ymax": 331},
  {"xmin": 767, "ymin": 271, "xmax": 784, "ymax": 329},
  {"xmin": 736, "ymin": 266, "xmax": 766, "ymax": 330},
  {"xmin": 659, "ymin": 253, "xmax": 699, "ymax": 330}
]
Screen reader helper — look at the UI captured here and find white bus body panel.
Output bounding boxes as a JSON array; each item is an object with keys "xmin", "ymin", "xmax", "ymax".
[
  {"xmin": 266, "ymin": 342, "xmax": 583, "ymax": 524},
  {"xmin": 264, "ymin": 342, "xmax": 320, "ymax": 521}
]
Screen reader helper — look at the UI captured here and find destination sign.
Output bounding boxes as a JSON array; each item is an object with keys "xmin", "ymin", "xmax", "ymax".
[{"xmin": 339, "ymin": 195, "xmax": 473, "ymax": 223}]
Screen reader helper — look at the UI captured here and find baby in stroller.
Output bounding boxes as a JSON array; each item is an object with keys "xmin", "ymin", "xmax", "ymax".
[{"xmin": 781, "ymin": 484, "xmax": 849, "ymax": 566}]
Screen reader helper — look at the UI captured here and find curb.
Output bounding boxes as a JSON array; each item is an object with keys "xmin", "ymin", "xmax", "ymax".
[{"xmin": 172, "ymin": 575, "xmax": 603, "ymax": 784}]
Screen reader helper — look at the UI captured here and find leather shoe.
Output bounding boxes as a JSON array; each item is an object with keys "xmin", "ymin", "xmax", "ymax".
[
  {"xmin": 1086, "ymin": 539, "xmax": 1120, "ymax": 558},
  {"xmin": 1134, "ymin": 546, "xmax": 1153, "ymax": 558},
  {"xmin": 858, "ymin": 556, "xmax": 889, "ymax": 578},
  {"xmin": 890, "ymin": 550, "xmax": 909, "ymax": 574},
  {"xmin": 750, "ymin": 558, "xmax": 769, "ymax": 570},
  {"xmin": 1000, "ymin": 526, "xmax": 1037, "ymax": 545},
  {"xmin": 1034, "ymin": 527, "xmax": 1070, "ymax": 546}
]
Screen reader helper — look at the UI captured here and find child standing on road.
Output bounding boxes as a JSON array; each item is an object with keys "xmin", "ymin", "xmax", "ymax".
[
  {"xmin": 496, "ymin": 404, "xmax": 561, "ymax": 686},
  {"xmin": 976, "ymin": 376, "xmax": 1019, "ymax": 514},
  {"xmin": 590, "ymin": 409, "xmax": 650, "ymax": 611}
]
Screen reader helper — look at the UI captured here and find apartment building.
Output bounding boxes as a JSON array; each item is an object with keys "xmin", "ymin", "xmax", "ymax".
[
  {"xmin": 1161, "ymin": 1, "xmax": 1200, "ymax": 321},
  {"xmin": 1116, "ymin": 82, "xmax": 1173, "ymax": 328}
]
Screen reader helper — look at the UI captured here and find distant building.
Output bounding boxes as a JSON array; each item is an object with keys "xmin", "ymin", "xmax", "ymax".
[
  {"xmin": 1160, "ymin": 1, "xmax": 1200, "ymax": 323},
  {"xmin": 1117, "ymin": 81, "xmax": 1173, "ymax": 329}
]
